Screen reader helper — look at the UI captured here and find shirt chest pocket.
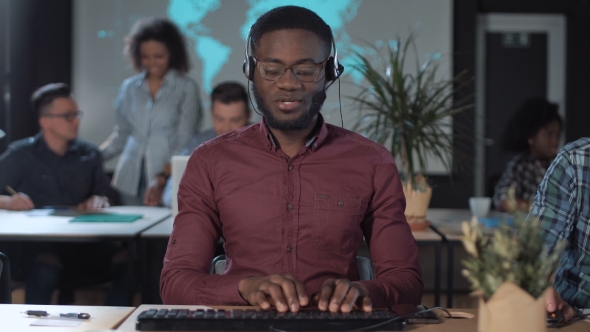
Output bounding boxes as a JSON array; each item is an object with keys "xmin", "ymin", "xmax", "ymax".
[{"xmin": 313, "ymin": 195, "xmax": 364, "ymax": 254}]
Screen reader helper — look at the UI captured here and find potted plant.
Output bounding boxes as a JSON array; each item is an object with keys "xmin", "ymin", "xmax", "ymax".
[
  {"xmin": 461, "ymin": 189, "xmax": 565, "ymax": 332},
  {"xmin": 349, "ymin": 35, "xmax": 472, "ymax": 229}
]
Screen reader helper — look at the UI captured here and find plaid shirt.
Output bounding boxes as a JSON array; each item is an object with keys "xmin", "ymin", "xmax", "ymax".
[
  {"xmin": 493, "ymin": 153, "xmax": 547, "ymax": 208},
  {"xmin": 530, "ymin": 137, "xmax": 590, "ymax": 309}
]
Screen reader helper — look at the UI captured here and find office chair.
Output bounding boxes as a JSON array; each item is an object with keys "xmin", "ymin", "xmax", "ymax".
[
  {"xmin": 210, "ymin": 255, "xmax": 375, "ymax": 281},
  {"xmin": 0, "ymin": 252, "xmax": 12, "ymax": 303}
]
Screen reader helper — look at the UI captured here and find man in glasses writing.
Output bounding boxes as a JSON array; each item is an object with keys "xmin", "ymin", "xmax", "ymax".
[
  {"xmin": 0, "ymin": 83, "xmax": 110, "ymax": 211},
  {"xmin": 0, "ymin": 83, "xmax": 126, "ymax": 305},
  {"xmin": 161, "ymin": 6, "xmax": 422, "ymax": 312}
]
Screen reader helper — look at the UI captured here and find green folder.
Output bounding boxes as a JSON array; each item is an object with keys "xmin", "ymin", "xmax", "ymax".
[{"xmin": 70, "ymin": 213, "xmax": 143, "ymax": 223}]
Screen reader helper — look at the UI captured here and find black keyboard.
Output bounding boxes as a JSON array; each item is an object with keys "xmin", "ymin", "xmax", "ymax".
[{"xmin": 135, "ymin": 308, "xmax": 406, "ymax": 331}]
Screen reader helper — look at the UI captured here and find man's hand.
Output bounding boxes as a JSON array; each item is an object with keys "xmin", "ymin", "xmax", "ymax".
[
  {"xmin": 313, "ymin": 278, "xmax": 372, "ymax": 313},
  {"xmin": 238, "ymin": 274, "xmax": 309, "ymax": 312},
  {"xmin": 545, "ymin": 287, "xmax": 575, "ymax": 322},
  {"xmin": 144, "ymin": 178, "xmax": 165, "ymax": 206},
  {"xmin": 78, "ymin": 195, "xmax": 110, "ymax": 211},
  {"xmin": 2, "ymin": 193, "xmax": 34, "ymax": 210}
]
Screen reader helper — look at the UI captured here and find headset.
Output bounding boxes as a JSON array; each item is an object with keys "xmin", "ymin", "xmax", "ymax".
[{"xmin": 242, "ymin": 28, "xmax": 344, "ymax": 83}]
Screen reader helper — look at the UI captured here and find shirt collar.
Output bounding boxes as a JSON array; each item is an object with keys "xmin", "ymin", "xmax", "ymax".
[
  {"xmin": 258, "ymin": 113, "xmax": 329, "ymax": 152},
  {"xmin": 35, "ymin": 132, "xmax": 81, "ymax": 156},
  {"xmin": 135, "ymin": 69, "xmax": 179, "ymax": 88}
]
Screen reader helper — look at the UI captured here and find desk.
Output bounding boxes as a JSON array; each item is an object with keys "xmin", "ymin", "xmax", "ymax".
[
  {"xmin": 411, "ymin": 228, "xmax": 444, "ymax": 307},
  {"xmin": 118, "ymin": 306, "xmax": 590, "ymax": 332},
  {"xmin": 140, "ymin": 216, "xmax": 174, "ymax": 304},
  {"xmin": 141, "ymin": 215, "xmax": 174, "ymax": 238},
  {"xmin": 427, "ymin": 208, "xmax": 502, "ymax": 308},
  {"xmin": 0, "ymin": 304, "xmax": 134, "ymax": 331},
  {"xmin": 0, "ymin": 206, "xmax": 171, "ymax": 304},
  {"xmin": 0, "ymin": 206, "xmax": 170, "ymax": 240},
  {"xmin": 427, "ymin": 208, "xmax": 471, "ymax": 309}
]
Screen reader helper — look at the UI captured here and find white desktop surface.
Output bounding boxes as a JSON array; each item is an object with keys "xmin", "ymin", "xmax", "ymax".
[
  {"xmin": 141, "ymin": 216, "xmax": 174, "ymax": 238},
  {"xmin": 427, "ymin": 208, "xmax": 501, "ymax": 240},
  {"xmin": 118, "ymin": 304, "xmax": 212, "ymax": 332},
  {"xmin": 140, "ymin": 216, "xmax": 442, "ymax": 242},
  {"xmin": 0, "ymin": 304, "xmax": 135, "ymax": 331},
  {"xmin": 427, "ymin": 208, "xmax": 473, "ymax": 223},
  {"xmin": 0, "ymin": 206, "xmax": 171, "ymax": 239},
  {"xmin": 115, "ymin": 305, "xmax": 590, "ymax": 332}
]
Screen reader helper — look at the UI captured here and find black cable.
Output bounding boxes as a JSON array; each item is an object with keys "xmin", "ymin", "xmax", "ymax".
[
  {"xmin": 351, "ymin": 306, "xmax": 452, "ymax": 331},
  {"xmin": 338, "ymin": 78, "xmax": 343, "ymax": 128},
  {"xmin": 268, "ymin": 306, "xmax": 452, "ymax": 332}
]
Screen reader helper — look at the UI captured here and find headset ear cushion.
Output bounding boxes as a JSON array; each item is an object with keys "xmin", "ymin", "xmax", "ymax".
[
  {"xmin": 243, "ymin": 56, "xmax": 256, "ymax": 81},
  {"xmin": 325, "ymin": 56, "xmax": 336, "ymax": 81}
]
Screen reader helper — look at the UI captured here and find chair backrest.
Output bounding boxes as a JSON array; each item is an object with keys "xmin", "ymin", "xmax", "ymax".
[
  {"xmin": 210, "ymin": 254, "xmax": 227, "ymax": 275},
  {"xmin": 0, "ymin": 252, "xmax": 12, "ymax": 304},
  {"xmin": 209, "ymin": 255, "xmax": 374, "ymax": 281},
  {"xmin": 356, "ymin": 256, "xmax": 375, "ymax": 281}
]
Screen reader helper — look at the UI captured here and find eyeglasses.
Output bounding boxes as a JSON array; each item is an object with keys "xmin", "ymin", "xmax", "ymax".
[
  {"xmin": 42, "ymin": 111, "xmax": 83, "ymax": 122},
  {"xmin": 254, "ymin": 57, "xmax": 328, "ymax": 82}
]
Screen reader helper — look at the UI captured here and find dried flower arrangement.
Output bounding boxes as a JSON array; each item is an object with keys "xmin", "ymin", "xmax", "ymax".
[{"xmin": 460, "ymin": 188, "xmax": 565, "ymax": 300}]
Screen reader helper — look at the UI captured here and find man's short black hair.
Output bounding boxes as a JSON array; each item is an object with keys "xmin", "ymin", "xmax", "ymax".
[
  {"xmin": 31, "ymin": 83, "xmax": 72, "ymax": 118},
  {"xmin": 501, "ymin": 97, "xmax": 563, "ymax": 153},
  {"xmin": 250, "ymin": 6, "xmax": 333, "ymax": 58},
  {"xmin": 211, "ymin": 82, "xmax": 250, "ymax": 114}
]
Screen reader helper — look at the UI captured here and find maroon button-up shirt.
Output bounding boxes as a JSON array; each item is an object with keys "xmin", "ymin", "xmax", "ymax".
[{"xmin": 161, "ymin": 116, "xmax": 423, "ymax": 307}]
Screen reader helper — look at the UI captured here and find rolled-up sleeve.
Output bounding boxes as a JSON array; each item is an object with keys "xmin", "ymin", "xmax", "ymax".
[
  {"xmin": 356, "ymin": 150, "xmax": 423, "ymax": 307},
  {"xmin": 160, "ymin": 145, "xmax": 249, "ymax": 305}
]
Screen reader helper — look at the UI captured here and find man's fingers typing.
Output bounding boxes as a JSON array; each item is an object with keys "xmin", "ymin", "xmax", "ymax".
[
  {"xmin": 253, "ymin": 289, "xmax": 271, "ymax": 310},
  {"xmin": 239, "ymin": 274, "xmax": 309, "ymax": 312},
  {"xmin": 340, "ymin": 285, "xmax": 360, "ymax": 312},
  {"xmin": 329, "ymin": 279, "xmax": 351, "ymax": 312},
  {"xmin": 266, "ymin": 283, "xmax": 289, "ymax": 312},
  {"xmin": 282, "ymin": 274, "xmax": 309, "ymax": 307},
  {"xmin": 361, "ymin": 295, "xmax": 372, "ymax": 312},
  {"xmin": 318, "ymin": 279, "xmax": 336, "ymax": 311}
]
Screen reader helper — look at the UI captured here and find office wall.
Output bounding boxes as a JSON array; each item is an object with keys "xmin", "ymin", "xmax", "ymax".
[
  {"xmin": 0, "ymin": 0, "xmax": 72, "ymax": 152},
  {"xmin": 72, "ymin": 0, "xmax": 453, "ymax": 172}
]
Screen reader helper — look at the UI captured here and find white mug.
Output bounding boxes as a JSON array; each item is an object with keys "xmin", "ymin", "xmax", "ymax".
[{"xmin": 469, "ymin": 197, "xmax": 492, "ymax": 218}]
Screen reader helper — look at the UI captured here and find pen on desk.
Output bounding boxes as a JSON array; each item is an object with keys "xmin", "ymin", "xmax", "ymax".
[
  {"xmin": 22, "ymin": 310, "xmax": 91, "ymax": 319},
  {"xmin": 5, "ymin": 185, "xmax": 17, "ymax": 196}
]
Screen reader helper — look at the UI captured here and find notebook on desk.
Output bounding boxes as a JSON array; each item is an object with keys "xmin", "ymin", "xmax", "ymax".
[{"xmin": 171, "ymin": 155, "xmax": 190, "ymax": 217}]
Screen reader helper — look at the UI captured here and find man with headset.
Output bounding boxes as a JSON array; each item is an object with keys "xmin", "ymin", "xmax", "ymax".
[{"xmin": 161, "ymin": 6, "xmax": 423, "ymax": 312}]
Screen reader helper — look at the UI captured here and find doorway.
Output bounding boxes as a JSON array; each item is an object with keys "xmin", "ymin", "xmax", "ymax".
[{"xmin": 474, "ymin": 14, "xmax": 566, "ymax": 197}]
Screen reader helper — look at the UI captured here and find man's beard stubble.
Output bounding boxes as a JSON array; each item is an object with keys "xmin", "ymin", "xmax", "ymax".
[{"xmin": 252, "ymin": 85, "xmax": 323, "ymax": 131}]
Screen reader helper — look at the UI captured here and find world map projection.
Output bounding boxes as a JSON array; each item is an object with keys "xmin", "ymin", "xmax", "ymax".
[{"xmin": 167, "ymin": 0, "xmax": 399, "ymax": 93}]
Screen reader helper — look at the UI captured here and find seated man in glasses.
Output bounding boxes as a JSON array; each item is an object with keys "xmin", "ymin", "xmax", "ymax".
[
  {"xmin": 0, "ymin": 83, "xmax": 125, "ymax": 305},
  {"xmin": 0, "ymin": 83, "xmax": 110, "ymax": 210}
]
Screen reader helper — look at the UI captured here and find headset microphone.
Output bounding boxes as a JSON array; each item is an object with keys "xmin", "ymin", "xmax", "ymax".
[{"xmin": 311, "ymin": 90, "xmax": 327, "ymax": 106}]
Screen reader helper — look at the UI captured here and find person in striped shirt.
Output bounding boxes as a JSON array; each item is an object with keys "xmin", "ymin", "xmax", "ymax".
[{"xmin": 100, "ymin": 17, "xmax": 202, "ymax": 205}]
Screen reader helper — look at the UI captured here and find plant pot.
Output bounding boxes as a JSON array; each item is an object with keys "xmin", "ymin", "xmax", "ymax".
[
  {"xmin": 402, "ymin": 181, "xmax": 432, "ymax": 227},
  {"xmin": 477, "ymin": 282, "xmax": 547, "ymax": 332}
]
